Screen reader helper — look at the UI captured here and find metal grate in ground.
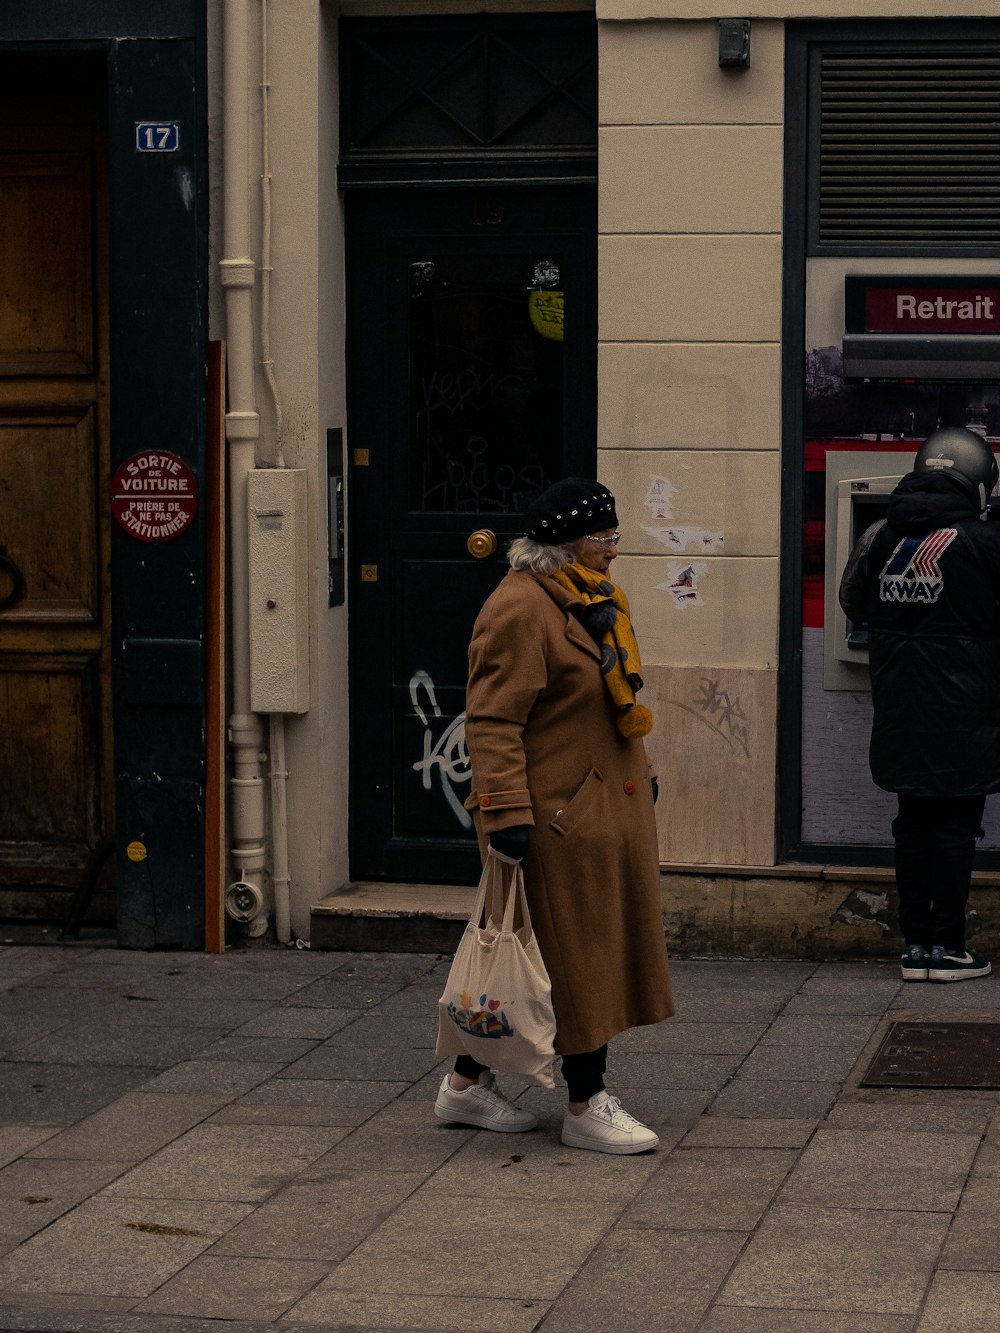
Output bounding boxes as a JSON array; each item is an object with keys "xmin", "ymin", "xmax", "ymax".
[{"xmin": 862, "ymin": 1020, "xmax": 1000, "ymax": 1089}]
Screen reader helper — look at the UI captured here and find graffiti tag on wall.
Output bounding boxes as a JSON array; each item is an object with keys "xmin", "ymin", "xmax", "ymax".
[
  {"xmin": 409, "ymin": 670, "xmax": 473, "ymax": 829},
  {"xmin": 664, "ymin": 676, "xmax": 752, "ymax": 759}
]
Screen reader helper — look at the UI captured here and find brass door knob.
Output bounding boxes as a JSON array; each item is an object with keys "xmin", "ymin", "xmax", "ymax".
[{"xmin": 467, "ymin": 529, "xmax": 497, "ymax": 559}]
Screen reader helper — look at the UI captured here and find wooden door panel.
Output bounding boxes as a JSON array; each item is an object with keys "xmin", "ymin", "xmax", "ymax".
[
  {"xmin": 0, "ymin": 655, "xmax": 99, "ymax": 850},
  {"xmin": 0, "ymin": 408, "xmax": 98, "ymax": 622},
  {"xmin": 0, "ymin": 56, "xmax": 110, "ymax": 899},
  {"xmin": 0, "ymin": 153, "xmax": 93, "ymax": 376}
]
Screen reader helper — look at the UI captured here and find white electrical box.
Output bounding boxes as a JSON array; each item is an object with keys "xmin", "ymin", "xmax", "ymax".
[{"xmin": 248, "ymin": 468, "xmax": 311, "ymax": 714}]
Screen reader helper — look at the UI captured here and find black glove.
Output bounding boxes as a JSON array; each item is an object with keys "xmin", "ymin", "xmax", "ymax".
[
  {"xmin": 489, "ymin": 825, "xmax": 531, "ymax": 862},
  {"xmin": 651, "ymin": 777, "xmax": 659, "ymax": 806}
]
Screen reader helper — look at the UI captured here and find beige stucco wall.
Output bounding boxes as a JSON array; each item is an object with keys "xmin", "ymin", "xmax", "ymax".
[
  {"xmin": 221, "ymin": 9, "xmax": 787, "ymax": 903},
  {"xmin": 598, "ymin": 19, "xmax": 783, "ymax": 864},
  {"xmin": 211, "ymin": 1, "xmax": 349, "ymax": 937},
  {"xmin": 271, "ymin": 3, "xmax": 349, "ymax": 938}
]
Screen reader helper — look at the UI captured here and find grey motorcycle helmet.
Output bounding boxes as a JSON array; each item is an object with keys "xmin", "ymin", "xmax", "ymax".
[{"xmin": 914, "ymin": 426, "xmax": 1000, "ymax": 514}]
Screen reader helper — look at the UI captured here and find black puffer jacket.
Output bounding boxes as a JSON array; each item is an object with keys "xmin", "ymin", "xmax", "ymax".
[{"xmin": 839, "ymin": 470, "xmax": 1000, "ymax": 796}]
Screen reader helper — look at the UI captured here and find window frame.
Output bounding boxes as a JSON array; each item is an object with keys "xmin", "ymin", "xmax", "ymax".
[{"xmin": 779, "ymin": 18, "xmax": 1000, "ymax": 868}]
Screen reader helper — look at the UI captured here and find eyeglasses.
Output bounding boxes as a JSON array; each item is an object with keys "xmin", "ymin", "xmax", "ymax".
[{"xmin": 585, "ymin": 531, "xmax": 622, "ymax": 549}]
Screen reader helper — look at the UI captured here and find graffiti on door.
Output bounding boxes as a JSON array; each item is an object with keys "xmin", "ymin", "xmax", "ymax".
[{"xmin": 410, "ymin": 670, "xmax": 473, "ymax": 829}]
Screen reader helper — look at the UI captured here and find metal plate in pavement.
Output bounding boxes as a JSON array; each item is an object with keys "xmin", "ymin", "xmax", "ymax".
[{"xmin": 862, "ymin": 1021, "xmax": 1000, "ymax": 1089}]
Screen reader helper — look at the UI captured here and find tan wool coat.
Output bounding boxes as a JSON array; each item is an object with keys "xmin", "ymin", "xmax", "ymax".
[{"xmin": 464, "ymin": 568, "xmax": 674, "ymax": 1055}]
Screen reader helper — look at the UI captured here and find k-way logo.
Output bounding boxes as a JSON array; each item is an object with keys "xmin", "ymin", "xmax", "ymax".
[{"xmin": 879, "ymin": 529, "xmax": 957, "ymax": 603}]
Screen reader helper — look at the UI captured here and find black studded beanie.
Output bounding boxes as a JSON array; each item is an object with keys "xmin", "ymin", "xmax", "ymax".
[{"xmin": 523, "ymin": 478, "xmax": 618, "ymax": 545}]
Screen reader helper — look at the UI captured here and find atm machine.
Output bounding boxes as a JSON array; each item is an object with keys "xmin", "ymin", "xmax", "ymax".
[{"xmin": 823, "ymin": 456, "xmax": 902, "ymax": 690}]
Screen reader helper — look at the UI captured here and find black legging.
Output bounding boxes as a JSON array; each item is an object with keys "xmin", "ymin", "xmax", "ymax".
[{"xmin": 454, "ymin": 1045, "xmax": 608, "ymax": 1103}]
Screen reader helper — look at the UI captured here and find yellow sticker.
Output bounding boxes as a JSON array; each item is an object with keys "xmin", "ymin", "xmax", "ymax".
[
  {"xmin": 528, "ymin": 289, "xmax": 564, "ymax": 341},
  {"xmin": 126, "ymin": 840, "xmax": 147, "ymax": 862}
]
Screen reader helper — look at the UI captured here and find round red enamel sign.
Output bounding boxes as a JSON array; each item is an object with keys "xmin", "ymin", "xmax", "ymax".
[{"xmin": 111, "ymin": 451, "xmax": 198, "ymax": 543}]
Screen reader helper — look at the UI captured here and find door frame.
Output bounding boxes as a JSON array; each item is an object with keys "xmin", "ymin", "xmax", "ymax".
[
  {"xmin": 0, "ymin": 3, "xmax": 209, "ymax": 945},
  {"xmin": 778, "ymin": 18, "xmax": 1000, "ymax": 870},
  {"xmin": 339, "ymin": 10, "xmax": 598, "ymax": 887}
]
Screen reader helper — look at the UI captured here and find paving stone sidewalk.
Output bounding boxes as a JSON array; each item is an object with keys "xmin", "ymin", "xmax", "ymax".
[{"xmin": 3, "ymin": 942, "xmax": 1000, "ymax": 1332}]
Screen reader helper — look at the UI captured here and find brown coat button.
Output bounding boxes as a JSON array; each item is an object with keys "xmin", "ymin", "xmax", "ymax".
[
  {"xmin": 480, "ymin": 795, "xmax": 491, "ymax": 807},
  {"xmin": 623, "ymin": 780, "xmax": 636, "ymax": 795}
]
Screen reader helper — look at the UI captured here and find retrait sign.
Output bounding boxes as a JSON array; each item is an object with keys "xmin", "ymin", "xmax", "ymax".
[{"xmin": 846, "ymin": 276, "xmax": 1000, "ymax": 337}]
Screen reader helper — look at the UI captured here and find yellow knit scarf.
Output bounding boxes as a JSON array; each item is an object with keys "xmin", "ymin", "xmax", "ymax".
[{"xmin": 551, "ymin": 562, "xmax": 653, "ymax": 738}]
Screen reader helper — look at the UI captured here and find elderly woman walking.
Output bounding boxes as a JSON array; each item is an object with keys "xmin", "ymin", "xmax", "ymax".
[{"xmin": 434, "ymin": 478, "xmax": 674, "ymax": 1154}]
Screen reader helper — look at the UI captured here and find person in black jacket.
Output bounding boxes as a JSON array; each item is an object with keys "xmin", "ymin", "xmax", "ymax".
[{"xmin": 839, "ymin": 426, "xmax": 1000, "ymax": 983}]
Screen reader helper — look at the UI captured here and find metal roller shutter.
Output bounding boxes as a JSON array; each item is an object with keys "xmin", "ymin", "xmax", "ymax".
[{"xmin": 815, "ymin": 47, "xmax": 1000, "ymax": 249}]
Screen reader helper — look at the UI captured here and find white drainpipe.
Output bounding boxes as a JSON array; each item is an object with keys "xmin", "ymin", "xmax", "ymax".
[{"xmin": 221, "ymin": 0, "xmax": 268, "ymax": 932}]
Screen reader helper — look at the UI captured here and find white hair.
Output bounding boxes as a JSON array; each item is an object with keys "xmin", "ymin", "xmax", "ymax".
[{"xmin": 507, "ymin": 535, "xmax": 574, "ymax": 574}]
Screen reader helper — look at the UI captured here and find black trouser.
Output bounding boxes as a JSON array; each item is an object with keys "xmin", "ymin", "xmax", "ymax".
[
  {"xmin": 454, "ymin": 1044, "xmax": 608, "ymax": 1103},
  {"xmin": 892, "ymin": 793, "xmax": 986, "ymax": 952}
]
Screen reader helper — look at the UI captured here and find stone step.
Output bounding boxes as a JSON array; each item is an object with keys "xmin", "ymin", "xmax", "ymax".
[
  {"xmin": 311, "ymin": 867, "xmax": 1000, "ymax": 959},
  {"xmin": 310, "ymin": 881, "xmax": 475, "ymax": 953}
]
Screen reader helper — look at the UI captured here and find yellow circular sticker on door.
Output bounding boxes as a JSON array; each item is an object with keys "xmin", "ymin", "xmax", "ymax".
[
  {"xmin": 126, "ymin": 840, "xmax": 147, "ymax": 862},
  {"xmin": 528, "ymin": 290, "xmax": 564, "ymax": 341}
]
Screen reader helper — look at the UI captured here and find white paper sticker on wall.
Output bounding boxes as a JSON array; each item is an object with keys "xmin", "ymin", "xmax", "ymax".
[
  {"xmin": 658, "ymin": 561, "xmax": 707, "ymax": 607},
  {"xmin": 644, "ymin": 475, "xmax": 676, "ymax": 521},
  {"xmin": 643, "ymin": 526, "xmax": 724, "ymax": 553}
]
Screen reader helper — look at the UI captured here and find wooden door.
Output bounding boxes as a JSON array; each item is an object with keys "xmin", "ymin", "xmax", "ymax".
[
  {"xmin": 347, "ymin": 186, "xmax": 597, "ymax": 884},
  {"xmin": 0, "ymin": 54, "xmax": 112, "ymax": 909}
]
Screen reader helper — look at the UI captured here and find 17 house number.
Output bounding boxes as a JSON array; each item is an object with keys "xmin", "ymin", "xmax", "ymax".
[{"xmin": 135, "ymin": 122, "xmax": 180, "ymax": 153}]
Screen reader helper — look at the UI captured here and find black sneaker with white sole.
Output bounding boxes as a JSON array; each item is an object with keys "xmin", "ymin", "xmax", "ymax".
[
  {"xmin": 900, "ymin": 944, "xmax": 930, "ymax": 981},
  {"xmin": 928, "ymin": 945, "xmax": 992, "ymax": 983}
]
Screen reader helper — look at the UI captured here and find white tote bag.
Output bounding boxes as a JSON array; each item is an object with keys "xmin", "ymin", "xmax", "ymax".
[{"xmin": 436, "ymin": 850, "xmax": 556, "ymax": 1088}]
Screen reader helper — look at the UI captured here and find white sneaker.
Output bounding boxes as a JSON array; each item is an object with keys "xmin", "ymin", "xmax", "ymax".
[
  {"xmin": 561, "ymin": 1091, "xmax": 659, "ymax": 1155},
  {"xmin": 434, "ymin": 1071, "xmax": 538, "ymax": 1133}
]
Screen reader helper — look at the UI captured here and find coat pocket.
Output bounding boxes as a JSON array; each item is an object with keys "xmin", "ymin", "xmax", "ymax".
[{"xmin": 549, "ymin": 767, "xmax": 604, "ymax": 838}]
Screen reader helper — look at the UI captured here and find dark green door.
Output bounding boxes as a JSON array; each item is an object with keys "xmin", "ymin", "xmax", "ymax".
[{"xmin": 347, "ymin": 185, "xmax": 596, "ymax": 883}]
